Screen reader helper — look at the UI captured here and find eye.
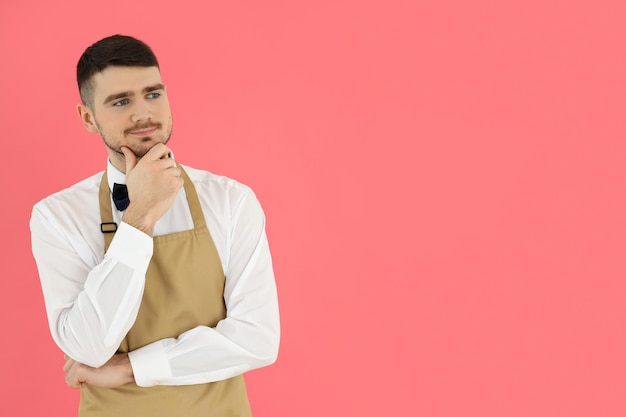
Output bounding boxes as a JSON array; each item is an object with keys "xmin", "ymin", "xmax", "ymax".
[
  {"xmin": 113, "ymin": 99, "xmax": 129, "ymax": 106},
  {"xmin": 147, "ymin": 92, "xmax": 161, "ymax": 99}
]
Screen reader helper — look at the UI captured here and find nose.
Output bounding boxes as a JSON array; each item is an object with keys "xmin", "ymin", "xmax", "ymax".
[{"xmin": 130, "ymin": 100, "xmax": 152, "ymax": 123}]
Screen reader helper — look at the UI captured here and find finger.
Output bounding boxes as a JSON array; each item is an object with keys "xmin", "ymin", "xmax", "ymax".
[
  {"xmin": 160, "ymin": 150, "xmax": 174, "ymax": 160},
  {"xmin": 155, "ymin": 156, "xmax": 178, "ymax": 170},
  {"xmin": 63, "ymin": 358, "xmax": 75, "ymax": 373},
  {"xmin": 145, "ymin": 143, "xmax": 172, "ymax": 161},
  {"xmin": 166, "ymin": 150, "xmax": 177, "ymax": 167},
  {"xmin": 65, "ymin": 370, "xmax": 76, "ymax": 388},
  {"xmin": 68, "ymin": 378, "xmax": 81, "ymax": 389},
  {"xmin": 65, "ymin": 364, "xmax": 83, "ymax": 389},
  {"xmin": 120, "ymin": 146, "xmax": 138, "ymax": 173}
]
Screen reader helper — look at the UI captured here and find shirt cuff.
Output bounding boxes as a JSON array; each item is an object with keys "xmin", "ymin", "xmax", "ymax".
[
  {"xmin": 105, "ymin": 222, "xmax": 153, "ymax": 273},
  {"xmin": 128, "ymin": 340, "xmax": 173, "ymax": 387}
]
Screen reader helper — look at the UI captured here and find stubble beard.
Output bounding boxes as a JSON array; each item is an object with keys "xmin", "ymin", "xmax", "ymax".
[{"xmin": 99, "ymin": 121, "xmax": 173, "ymax": 160}]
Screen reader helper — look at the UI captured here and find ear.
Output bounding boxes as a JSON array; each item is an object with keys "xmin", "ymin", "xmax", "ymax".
[{"xmin": 77, "ymin": 103, "xmax": 99, "ymax": 133}]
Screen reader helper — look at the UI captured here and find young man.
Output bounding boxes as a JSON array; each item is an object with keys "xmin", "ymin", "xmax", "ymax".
[{"xmin": 30, "ymin": 34, "xmax": 280, "ymax": 416}]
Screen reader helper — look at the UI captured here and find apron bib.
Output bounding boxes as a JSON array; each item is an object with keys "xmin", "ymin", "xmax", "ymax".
[{"xmin": 79, "ymin": 166, "xmax": 251, "ymax": 417}]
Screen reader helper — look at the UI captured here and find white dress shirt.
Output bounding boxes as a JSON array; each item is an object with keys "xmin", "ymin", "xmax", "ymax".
[{"xmin": 30, "ymin": 159, "xmax": 280, "ymax": 387}]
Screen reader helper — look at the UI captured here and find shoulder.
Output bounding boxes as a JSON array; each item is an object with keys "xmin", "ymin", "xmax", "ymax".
[
  {"xmin": 181, "ymin": 164, "xmax": 257, "ymax": 206},
  {"xmin": 31, "ymin": 171, "xmax": 103, "ymax": 219},
  {"xmin": 180, "ymin": 164, "xmax": 267, "ymax": 231}
]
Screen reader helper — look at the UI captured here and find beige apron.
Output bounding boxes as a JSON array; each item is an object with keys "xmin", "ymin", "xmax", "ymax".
[{"xmin": 79, "ymin": 166, "xmax": 251, "ymax": 417}]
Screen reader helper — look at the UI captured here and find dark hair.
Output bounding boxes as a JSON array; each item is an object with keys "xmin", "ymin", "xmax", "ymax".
[{"xmin": 77, "ymin": 34, "xmax": 159, "ymax": 107}]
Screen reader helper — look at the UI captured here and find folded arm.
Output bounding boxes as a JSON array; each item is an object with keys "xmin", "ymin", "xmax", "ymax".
[{"xmin": 128, "ymin": 190, "xmax": 280, "ymax": 386}]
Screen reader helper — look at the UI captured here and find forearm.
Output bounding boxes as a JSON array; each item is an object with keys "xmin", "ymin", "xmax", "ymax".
[
  {"xmin": 56, "ymin": 256, "xmax": 145, "ymax": 367},
  {"xmin": 128, "ymin": 309, "xmax": 280, "ymax": 387},
  {"xmin": 32, "ymin": 210, "xmax": 153, "ymax": 367}
]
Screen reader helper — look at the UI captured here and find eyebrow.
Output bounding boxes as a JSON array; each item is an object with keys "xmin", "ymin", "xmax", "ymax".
[{"xmin": 102, "ymin": 83, "xmax": 165, "ymax": 105}]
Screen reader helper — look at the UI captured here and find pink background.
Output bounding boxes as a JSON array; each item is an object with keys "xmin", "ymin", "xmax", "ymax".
[{"xmin": 2, "ymin": 1, "xmax": 626, "ymax": 416}]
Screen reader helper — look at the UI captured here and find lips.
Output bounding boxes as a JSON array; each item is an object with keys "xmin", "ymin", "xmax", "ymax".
[
  {"xmin": 126, "ymin": 123, "xmax": 161, "ymax": 136},
  {"xmin": 129, "ymin": 127, "xmax": 158, "ymax": 136}
]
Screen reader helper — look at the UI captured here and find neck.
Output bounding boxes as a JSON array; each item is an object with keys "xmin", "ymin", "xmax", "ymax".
[{"xmin": 108, "ymin": 153, "xmax": 126, "ymax": 173}]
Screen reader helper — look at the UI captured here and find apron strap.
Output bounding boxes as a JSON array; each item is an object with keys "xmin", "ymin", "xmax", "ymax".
[
  {"xmin": 99, "ymin": 171, "xmax": 115, "ymax": 252},
  {"xmin": 179, "ymin": 166, "xmax": 207, "ymax": 230}
]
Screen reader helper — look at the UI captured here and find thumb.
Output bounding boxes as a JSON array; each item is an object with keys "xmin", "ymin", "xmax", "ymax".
[{"xmin": 120, "ymin": 147, "xmax": 137, "ymax": 174}]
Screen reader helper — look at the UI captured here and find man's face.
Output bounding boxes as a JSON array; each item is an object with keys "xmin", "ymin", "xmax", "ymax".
[{"xmin": 78, "ymin": 66, "xmax": 173, "ymax": 171}]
